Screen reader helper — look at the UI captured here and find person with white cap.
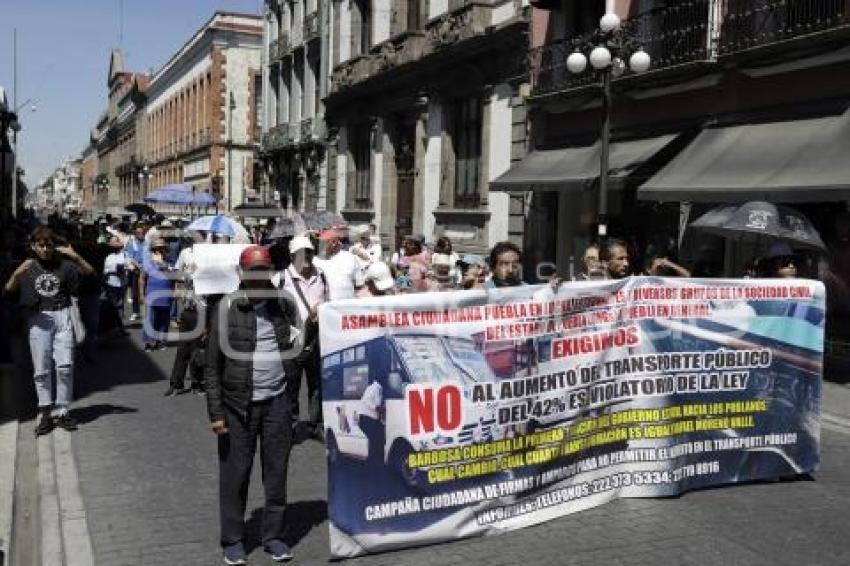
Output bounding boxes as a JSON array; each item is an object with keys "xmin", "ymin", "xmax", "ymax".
[
  {"xmin": 350, "ymin": 226, "xmax": 383, "ymax": 268},
  {"xmin": 273, "ymin": 235, "xmax": 329, "ymax": 438},
  {"xmin": 358, "ymin": 261, "xmax": 396, "ymax": 297}
]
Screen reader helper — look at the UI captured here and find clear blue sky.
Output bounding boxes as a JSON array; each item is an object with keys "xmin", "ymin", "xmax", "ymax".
[{"xmin": 0, "ymin": 0, "xmax": 262, "ymax": 188}]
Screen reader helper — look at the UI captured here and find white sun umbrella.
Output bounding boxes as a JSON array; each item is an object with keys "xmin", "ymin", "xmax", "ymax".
[{"xmin": 188, "ymin": 215, "xmax": 252, "ymax": 244}]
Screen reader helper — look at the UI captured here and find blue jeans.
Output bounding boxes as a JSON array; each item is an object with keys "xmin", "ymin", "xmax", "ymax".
[
  {"xmin": 143, "ymin": 304, "xmax": 171, "ymax": 346},
  {"xmin": 28, "ymin": 308, "xmax": 75, "ymax": 410}
]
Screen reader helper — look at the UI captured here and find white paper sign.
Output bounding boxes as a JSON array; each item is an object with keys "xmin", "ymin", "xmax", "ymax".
[{"xmin": 191, "ymin": 244, "xmax": 251, "ymax": 295}]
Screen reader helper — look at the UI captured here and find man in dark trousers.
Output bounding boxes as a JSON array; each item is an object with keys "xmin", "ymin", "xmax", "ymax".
[{"xmin": 205, "ymin": 246, "xmax": 299, "ymax": 564}]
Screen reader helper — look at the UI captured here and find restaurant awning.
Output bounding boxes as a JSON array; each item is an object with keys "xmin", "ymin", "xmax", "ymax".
[
  {"xmin": 490, "ymin": 134, "xmax": 677, "ymax": 192},
  {"xmin": 638, "ymin": 109, "xmax": 850, "ymax": 203}
]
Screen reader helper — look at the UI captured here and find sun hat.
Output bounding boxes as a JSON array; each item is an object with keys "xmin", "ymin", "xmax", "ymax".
[
  {"xmin": 289, "ymin": 235, "xmax": 315, "ymax": 254},
  {"xmin": 365, "ymin": 262, "xmax": 395, "ymax": 291}
]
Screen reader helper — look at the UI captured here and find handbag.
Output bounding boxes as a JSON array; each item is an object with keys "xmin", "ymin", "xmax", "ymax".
[{"xmin": 70, "ymin": 297, "xmax": 86, "ymax": 346}]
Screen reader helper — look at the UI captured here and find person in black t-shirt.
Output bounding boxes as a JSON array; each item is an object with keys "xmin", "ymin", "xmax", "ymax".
[{"xmin": 3, "ymin": 226, "xmax": 95, "ymax": 435}]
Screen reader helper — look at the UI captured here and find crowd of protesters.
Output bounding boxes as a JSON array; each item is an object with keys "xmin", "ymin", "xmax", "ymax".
[{"xmin": 3, "ymin": 208, "xmax": 850, "ymax": 563}]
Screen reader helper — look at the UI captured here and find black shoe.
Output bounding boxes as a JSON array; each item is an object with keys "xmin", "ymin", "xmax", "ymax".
[
  {"xmin": 155, "ymin": 341, "xmax": 167, "ymax": 351},
  {"xmin": 54, "ymin": 414, "xmax": 78, "ymax": 432},
  {"xmin": 144, "ymin": 344, "xmax": 154, "ymax": 352},
  {"xmin": 35, "ymin": 415, "xmax": 54, "ymax": 436}
]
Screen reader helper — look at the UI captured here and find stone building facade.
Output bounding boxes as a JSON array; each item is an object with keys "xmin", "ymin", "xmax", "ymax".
[
  {"xmin": 142, "ymin": 12, "xmax": 263, "ymax": 212},
  {"xmin": 317, "ymin": 0, "xmax": 531, "ymax": 254},
  {"xmin": 260, "ymin": 0, "xmax": 330, "ymax": 212},
  {"xmin": 91, "ymin": 50, "xmax": 148, "ymax": 215}
]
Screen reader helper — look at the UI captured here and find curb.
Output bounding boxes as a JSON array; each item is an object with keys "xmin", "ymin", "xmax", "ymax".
[{"xmin": 0, "ymin": 364, "xmax": 20, "ymax": 566}]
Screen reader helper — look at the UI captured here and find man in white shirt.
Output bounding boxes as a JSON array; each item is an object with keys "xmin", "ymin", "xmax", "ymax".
[
  {"xmin": 103, "ymin": 236, "xmax": 129, "ymax": 335},
  {"xmin": 313, "ymin": 229, "xmax": 364, "ymax": 301},
  {"xmin": 350, "ymin": 227, "xmax": 382, "ymax": 268}
]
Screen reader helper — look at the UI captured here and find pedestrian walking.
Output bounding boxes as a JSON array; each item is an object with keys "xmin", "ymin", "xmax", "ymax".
[
  {"xmin": 274, "ymin": 236, "xmax": 328, "ymax": 437},
  {"xmin": 142, "ymin": 238, "xmax": 174, "ymax": 351},
  {"xmin": 166, "ymin": 233, "xmax": 206, "ymax": 396},
  {"xmin": 314, "ymin": 229, "xmax": 364, "ymax": 300},
  {"xmin": 3, "ymin": 226, "xmax": 95, "ymax": 435},
  {"xmin": 206, "ymin": 245, "xmax": 298, "ymax": 564},
  {"xmin": 124, "ymin": 222, "xmax": 147, "ymax": 321},
  {"xmin": 103, "ymin": 236, "xmax": 129, "ymax": 336}
]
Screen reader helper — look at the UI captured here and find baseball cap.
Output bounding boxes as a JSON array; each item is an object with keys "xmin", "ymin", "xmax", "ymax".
[
  {"xmin": 239, "ymin": 245, "xmax": 273, "ymax": 269},
  {"xmin": 431, "ymin": 253, "xmax": 453, "ymax": 267},
  {"xmin": 319, "ymin": 228, "xmax": 341, "ymax": 241},
  {"xmin": 289, "ymin": 235, "xmax": 315, "ymax": 254},
  {"xmin": 151, "ymin": 237, "xmax": 168, "ymax": 250},
  {"xmin": 365, "ymin": 262, "xmax": 395, "ymax": 291}
]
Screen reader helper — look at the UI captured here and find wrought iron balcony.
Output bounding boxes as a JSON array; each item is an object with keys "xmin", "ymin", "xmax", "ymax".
[
  {"xmin": 304, "ymin": 11, "xmax": 321, "ymax": 43},
  {"xmin": 719, "ymin": 0, "xmax": 850, "ymax": 54},
  {"xmin": 269, "ymin": 38, "xmax": 280, "ymax": 61},
  {"xmin": 530, "ymin": 0, "xmax": 714, "ymax": 97}
]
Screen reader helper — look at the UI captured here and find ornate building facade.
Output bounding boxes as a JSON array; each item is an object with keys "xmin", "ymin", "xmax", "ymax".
[
  {"xmin": 326, "ymin": 0, "xmax": 531, "ymax": 253},
  {"xmin": 261, "ymin": 0, "xmax": 331, "ymax": 212},
  {"xmin": 142, "ymin": 12, "xmax": 263, "ymax": 212}
]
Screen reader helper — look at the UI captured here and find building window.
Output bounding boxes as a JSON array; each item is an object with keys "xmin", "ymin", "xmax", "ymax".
[
  {"xmin": 453, "ymin": 97, "xmax": 482, "ymax": 203},
  {"xmin": 353, "ymin": 124, "xmax": 371, "ymax": 204},
  {"xmin": 254, "ymin": 73, "xmax": 263, "ymax": 140},
  {"xmin": 352, "ymin": 0, "xmax": 371, "ymax": 56}
]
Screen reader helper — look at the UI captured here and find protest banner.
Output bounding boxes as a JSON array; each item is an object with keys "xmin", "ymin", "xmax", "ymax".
[{"xmin": 319, "ymin": 277, "xmax": 824, "ymax": 558}]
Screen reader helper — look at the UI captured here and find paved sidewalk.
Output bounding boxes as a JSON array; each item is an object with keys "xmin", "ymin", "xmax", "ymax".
[{"xmin": 7, "ymin": 326, "xmax": 850, "ymax": 565}]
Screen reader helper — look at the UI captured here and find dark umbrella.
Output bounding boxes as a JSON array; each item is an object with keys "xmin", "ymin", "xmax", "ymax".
[
  {"xmin": 302, "ymin": 210, "xmax": 347, "ymax": 232},
  {"xmin": 689, "ymin": 201, "xmax": 825, "ymax": 250},
  {"xmin": 125, "ymin": 203, "xmax": 156, "ymax": 217},
  {"xmin": 269, "ymin": 217, "xmax": 298, "ymax": 239}
]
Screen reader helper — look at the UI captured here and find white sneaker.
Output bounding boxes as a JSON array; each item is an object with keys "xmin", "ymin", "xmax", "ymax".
[{"xmin": 129, "ymin": 313, "xmax": 139, "ymax": 321}]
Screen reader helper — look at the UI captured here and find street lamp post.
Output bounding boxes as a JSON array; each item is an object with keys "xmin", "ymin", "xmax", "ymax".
[
  {"xmin": 565, "ymin": 11, "xmax": 651, "ymax": 238},
  {"xmin": 137, "ymin": 164, "xmax": 151, "ymax": 203}
]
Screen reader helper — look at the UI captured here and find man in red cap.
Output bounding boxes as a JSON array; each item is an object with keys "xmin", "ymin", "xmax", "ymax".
[{"xmin": 205, "ymin": 245, "xmax": 299, "ymax": 564}]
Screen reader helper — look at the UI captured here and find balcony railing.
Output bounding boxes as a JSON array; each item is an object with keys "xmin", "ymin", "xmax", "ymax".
[
  {"xmin": 719, "ymin": 0, "xmax": 850, "ymax": 54},
  {"xmin": 531, "ymin": 0, "xmax": 850, "ymax": 97},
  {"xmin": 331, "ymin": 0, "xmax": 516, "ymax": 94},
  {"xmin": 530, "ymin": 0, "xmax": 714, "ymax": 96}
]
